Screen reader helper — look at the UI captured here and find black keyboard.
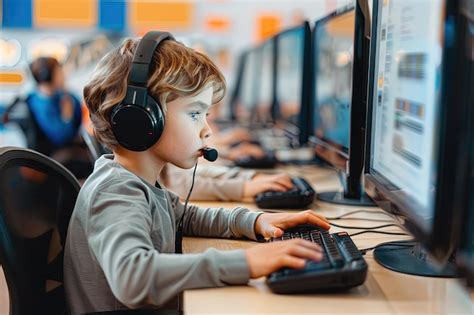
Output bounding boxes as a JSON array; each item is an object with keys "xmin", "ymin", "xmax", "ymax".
[
  {"xmin": 266, "ymin": 225, "xmax": 368, "ymax": 293},
  {"xmin": 255, "ymin": 177, "xmax": 315, "ymax": 209},
  {"xmin": 234, "ymin": 154, "xmax": 278, "ymax": 169}
]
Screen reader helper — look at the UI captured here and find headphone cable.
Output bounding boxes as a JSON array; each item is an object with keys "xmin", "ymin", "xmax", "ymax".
[{"xmin": 175, "ymin": 162, "xmax": 198, "ymax": 254}]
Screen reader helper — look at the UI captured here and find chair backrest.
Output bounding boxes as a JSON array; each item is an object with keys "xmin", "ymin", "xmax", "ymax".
[{"xmin": 0, "ymin": 147, "xmax": 80, "ymax": 315}]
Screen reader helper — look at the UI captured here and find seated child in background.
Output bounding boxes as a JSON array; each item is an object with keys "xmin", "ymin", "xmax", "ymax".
[
  {"xmin": 28, "ymin": 56, "xmax": 92, "ymax": 179},
  {"xmin": 64, "ymin": 32, "xmax": 329, "ymax": 313},
  {"xmin": 160, "ymin": 163, "xmax": 294, "ymax": 201}
]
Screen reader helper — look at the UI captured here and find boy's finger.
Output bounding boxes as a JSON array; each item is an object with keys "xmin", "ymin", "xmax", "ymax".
[
  {"xmin": 308, "ymin": 211, "xmax": 330, "ymax": 224},
  {"xmin": 280, "ymin": 255, "xmax": 306, "ymax": 269},
  {"xmin": 290, "ymin": 239, "xmax": 323, "ymax": 252},
  {"xmin": 290, "ymin": 212, "xmax": 331, "ymax": 230},
  {"xmin": 267, "ymin": 183, "xmax": 289, "ymax": 192},
  {"xmin": 275, "ymin": 177, "xmax": 294, "ymax": 189},
  {"xmin": 288, "ymin": 245, "xmax": 324, "ymax": 261}
]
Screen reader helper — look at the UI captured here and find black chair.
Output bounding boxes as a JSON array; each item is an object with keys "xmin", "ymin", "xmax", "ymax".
[
  {"xmin": 0, "ymin": 147, "xmax": 80, "ymax": 314},
  {"xmin": 0, "ymin": 147, "xmax": 181, "ymax": 315}
]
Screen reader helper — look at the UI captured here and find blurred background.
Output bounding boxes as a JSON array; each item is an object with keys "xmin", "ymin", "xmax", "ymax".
[{"xmin": 0, "ymin": 0, "xmax": 353, "ymax": 111}]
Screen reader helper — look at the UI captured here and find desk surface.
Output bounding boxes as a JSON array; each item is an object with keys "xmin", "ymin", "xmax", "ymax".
[
  {"xmin": 182, "ymin": 165, "xmax": 474, "ymax": 315},
  {"xmin": 0, "ymin": 164, "xmax": 472, "ymax": 314}
]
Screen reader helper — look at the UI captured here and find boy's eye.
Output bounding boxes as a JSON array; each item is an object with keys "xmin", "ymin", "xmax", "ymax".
[{"xmin": 189, "ymin": 111, "xmax": 201, "ymax": 120}]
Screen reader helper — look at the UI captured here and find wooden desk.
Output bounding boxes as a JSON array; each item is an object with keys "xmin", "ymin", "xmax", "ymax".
[{"xmin": 182, "ymin": 165, "xmax": 474, "ymax": 314}]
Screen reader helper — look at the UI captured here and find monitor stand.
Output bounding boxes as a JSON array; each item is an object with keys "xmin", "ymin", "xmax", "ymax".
[
  {"xmin": 317, "ymin": 170, "xmax": 377, "ymax": 207},
  {"xmin": 374, "ymin": 241, "xmax": 458, "ymax": 277},
  {"xmin": 317, "ymin": 191, "xmax": 376, "ymax": 207}
]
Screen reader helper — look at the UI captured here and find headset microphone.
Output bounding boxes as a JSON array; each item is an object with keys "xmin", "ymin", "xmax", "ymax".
[{"xmin": 201, "ymin": 148, "xmax": 218, "ymax": 162}]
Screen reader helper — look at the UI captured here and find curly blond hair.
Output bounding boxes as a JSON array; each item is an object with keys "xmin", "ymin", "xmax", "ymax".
[{"xmin": 83, "ymin": 37, "xmax": 226, "ymax": 150}]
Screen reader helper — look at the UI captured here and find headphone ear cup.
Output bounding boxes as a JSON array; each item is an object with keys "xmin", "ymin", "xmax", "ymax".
[{"xmin": 111, "ymin": 97, "xmax": 164, "ymax": 151}]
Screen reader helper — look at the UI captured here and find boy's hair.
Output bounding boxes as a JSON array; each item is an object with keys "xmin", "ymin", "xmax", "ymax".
[
  {"xmin": 84, "ymin": 38, "xmax": 226, "ymax": 150},
  {"xmin": 30, "ymin": 57, "xmax": 60, "ymax": 84}
]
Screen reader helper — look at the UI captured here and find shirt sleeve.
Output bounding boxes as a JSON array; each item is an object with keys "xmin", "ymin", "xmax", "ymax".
[
  {"xmin": 86, "ymin": 176, "xmax": 253, "ymax": 309},
  {"xmin": 167, "ymin": 190, "xmax": 263, "ymax": 241}
]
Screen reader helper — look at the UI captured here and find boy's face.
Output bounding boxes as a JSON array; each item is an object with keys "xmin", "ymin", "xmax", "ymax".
[{"xmin": 153, "ymin": 86, "xmax": 213, "ymax": 169}]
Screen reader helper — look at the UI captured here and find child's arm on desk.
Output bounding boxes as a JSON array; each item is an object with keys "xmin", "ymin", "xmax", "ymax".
[
  {"xmin": 173, "ymin": 191, "xmax": 331, "ymax": 279},
  {"xmin": 162, "ymin": 164, "xmax": 293, "ymax": 202}
]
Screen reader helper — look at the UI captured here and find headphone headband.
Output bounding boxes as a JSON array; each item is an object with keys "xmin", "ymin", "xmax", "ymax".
[{"xmin": 129, "ymin": 31, "xmax": 175, "ymax": 86}]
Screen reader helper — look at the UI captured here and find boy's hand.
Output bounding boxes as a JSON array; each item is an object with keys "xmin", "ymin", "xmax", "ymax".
[
  {"xmin": 243, "ymin": 173, "xmax": 294, "ymax": 198},
  {"xmin": 254, "ymin": 210, "xmax": 331, "ymax": 239},
  {"xmin": 245, "ymin": 239, "xmax": 323, "ymax": 278}
]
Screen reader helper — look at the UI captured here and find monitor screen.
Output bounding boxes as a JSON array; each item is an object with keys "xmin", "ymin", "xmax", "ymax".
[
  {"xmin": 369, "ymin": 0, "xmax": 445, "ymax": 232},
  {"xmin": 255, "ymin": 40, "xmax": 274, "ymax": 124},
  {"xmin": 275, "ymin": 27, "xmax": 305, "ymax": 125},
  {"xmin": 312, "ymin": 9, "xmax": 355, "ymax": 167},
  {"xmin": 235, "ymin": 48, "xmax": 261, "ymax": 123}
]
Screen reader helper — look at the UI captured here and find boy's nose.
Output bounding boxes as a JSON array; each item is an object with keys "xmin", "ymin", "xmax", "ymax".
[{"xmin": 201, "ymin": 122, "xmax": 212, "ymax": 139}]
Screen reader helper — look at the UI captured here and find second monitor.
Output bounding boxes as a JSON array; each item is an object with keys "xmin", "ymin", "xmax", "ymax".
[
  {"xmin": 274, "ymin": 21, "xmax": 312, "ymax": 146},
  {"xmin": 311, "ymin": 1, "xmax": 375, "ymax": 206}
]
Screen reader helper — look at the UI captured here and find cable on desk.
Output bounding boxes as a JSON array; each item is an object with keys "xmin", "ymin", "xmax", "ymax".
[
  {"xmin": 358, "ymin": 240, "xmax": 416, "ymax": 255},
  {"xmin": 330, "ymin": 222, "xmax": 399, "ymax": 230},
  {"xmin": 328, "ymin": 217, "xmax": 393, "ymax": 223},
  {"xmin": 349, "ymin": 230, "xmax": 409, "ymax": 237},
  {"xmin": 325, "ymin": 209, "xmax": 393, "ymax": 221}
]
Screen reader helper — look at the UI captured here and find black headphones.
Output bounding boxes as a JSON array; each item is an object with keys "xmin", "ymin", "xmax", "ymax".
[{"xmin": 110, "ymin": 31, "xmax": 175, "ymax": 151}]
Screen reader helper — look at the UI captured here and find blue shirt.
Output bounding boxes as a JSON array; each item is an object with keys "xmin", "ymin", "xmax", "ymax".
[{"xmin": 27, "ymin": 90, "xmax": 82, "ymax": 146}]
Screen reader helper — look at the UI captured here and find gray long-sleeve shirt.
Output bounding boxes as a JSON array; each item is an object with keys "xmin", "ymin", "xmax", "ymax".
[{"xmin": 64, "ymin": 155, "xmax": 262, "ymax": 314}]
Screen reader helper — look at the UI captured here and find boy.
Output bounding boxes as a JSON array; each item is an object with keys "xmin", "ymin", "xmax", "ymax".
[{"xmin": 64, "ymin": 32, "xmax": 330, "ymax": 313}]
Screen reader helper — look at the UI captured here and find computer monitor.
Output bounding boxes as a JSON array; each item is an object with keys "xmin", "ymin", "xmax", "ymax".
[
  {"xmin": 365, "ymin": 0, "xmax": 471, "ymax": 276},
  {"xmin": 255, "ymin": 38, "xmax": 276, "ymax": 125},
  {"xmin": 311, "ymin": 1, "xmax": 374, "ymax": 206},
  {"xmin": 229, "ymin": 51, "xmax": 246, "ymax": 122},
  {"xmin": 275, "ymin": 21, "xmax": 312, "ymax": 145},
  {"xmin": 458, "ymin": 157, "xmax": 474, "ymax": 286},
  {"xmin": 233, "ymin": 47, "xmax": 261, "ymax": 124},
  {"xmin": 457, "ymin": 2, "xmax": 474, "ymax": 285}
]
